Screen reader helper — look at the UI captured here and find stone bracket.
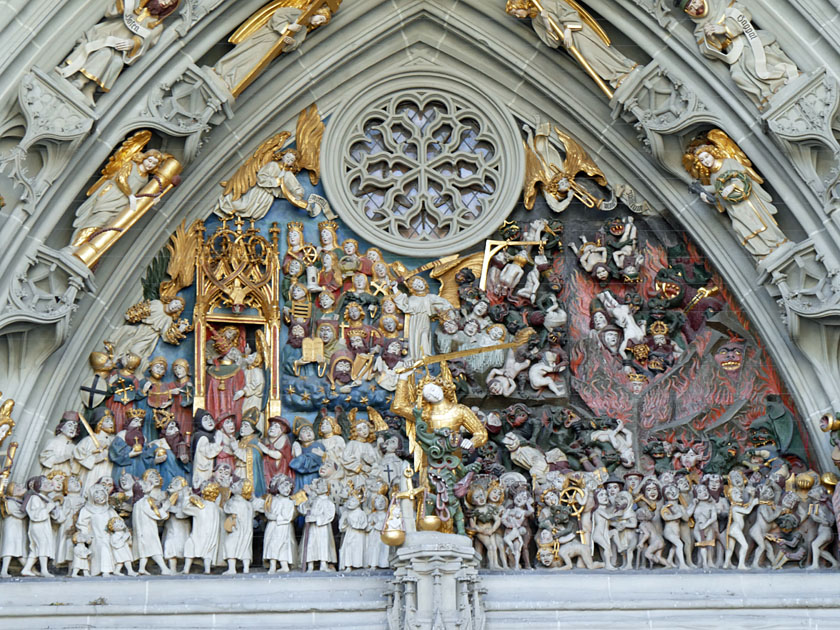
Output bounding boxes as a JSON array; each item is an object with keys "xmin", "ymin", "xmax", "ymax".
[
  {"xmin": 0, "ymin": 68, "xmax": 97, "ymax": 208},
  {"xmin": 611, "ymin": 61, "xmax": 717, "ymax": 177},
  {"xmin": 763, "ymin": 69, "xmax": 840, "ymax": 200},
  {"xmin": 141, "ymin": 63, "xmax": 234, "ymax": 164}
]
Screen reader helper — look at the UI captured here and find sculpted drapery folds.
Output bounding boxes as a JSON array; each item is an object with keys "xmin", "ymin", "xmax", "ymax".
[
  {"xmin": 67, "ymin": 132, "xmax": 182, "ymax": 267},
  {"xmin": 679, "ymin": 0, "xmax": 799, "ymax": 109},
  {"xmin": 216, "ymin": 106, "xmax": 325, "ymax": 221},
  {"xmin": 212, "ymin": 0, "xmax": 340, "ymax": 98},
  {"xmin": 109, "ymin": 220, "xmax": 198, "ymax": 373},
  {"xmin": 57, "ymin": 0, "xmax": 181, "ymax": 104},
  {"xmin": 683, "ymin": 129, "xmax": 789, "ymax": 259},
  {"xmin": 506, "ymin": 0, "xmax": 638, "ymax": 97}
]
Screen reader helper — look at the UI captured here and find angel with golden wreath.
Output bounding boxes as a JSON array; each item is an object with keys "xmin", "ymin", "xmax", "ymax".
[
  {"xmin": 216, "ymin": 105, "xmax": 326, "ymax": 221},
  {"xmin": 213, "ymin": 0, "xmax": 340, "ymax": 97},
  {"xmin": 684, "ymin": 130, "xmax": 789, "ymax": 260}
]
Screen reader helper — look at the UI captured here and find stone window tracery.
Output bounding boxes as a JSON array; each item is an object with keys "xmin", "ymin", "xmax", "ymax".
[{"xmin": 323, "ymin": 68, "xmax": 523, "ymax": 257}]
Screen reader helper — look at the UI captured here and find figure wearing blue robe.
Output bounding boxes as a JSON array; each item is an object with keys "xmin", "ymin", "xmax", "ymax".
[
  {"xmin": 109, "ymin": 428, "xmax": 155, "ymax": 483},
  {"xmin": 289, "ymin": 439, "xmax": 324, "ymax": 495},
  {"xmin": 236, "ymin": 433, "xmax": 268, "ymax": 498},
  {"xmin": 147, "ymin": 438, "xmax": 190, "ymax": 488}
]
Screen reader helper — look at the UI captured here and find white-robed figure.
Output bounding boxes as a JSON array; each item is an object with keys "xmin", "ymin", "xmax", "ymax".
[
  {"xmin": 340, "ymin": 418, "xmax": 381, "ymax": 489},
  {"xmin": 111, "ymin": 296, "xmax": 190, "ymax": 374},
  {"xmin": 222, "ymin": 479, "xmax": 260, "ymax": 574},
  {"xmin": 366, "ymin": 493, "xmax": 391, "ymax": 569},
  {"xmin": 217, "ymin": 152, "xmax": 306, "ymax": 220},
  {"xmin": 40, "ymin": 413, "xmax": 81, "ymax": 476},
  {"xmin": 73, "ymin": 409, "xmax": 116, "ymax": 497},
  {"xmin": 299, "ymin": 477, "xmax": 337, "ymax": 571},
  {"xmin": 132, "ymin": 472, "xmax": 172, "ymax": 575},
  {"xmin": 182, "ymin": 482, "xmax": 223, "ymax": 574},
  {"xmin": 213, "ymin": 3, "xmax": 330, "ymax": 95},
  {"xmin": 685, "ymin": 131, "xmax": 790, "ymax": 260},
  {"xmin": 108, "ymin": 515, "xmax": 137, "ymax": 576},
  {"xmin": 162, "ymin": 477, "xmax": 192, "ymax": 574},
  {"xmin": 57, "ymin": 0, "xmax": 181, "ymax": 104},
  {"xmin": 506, "ymin": 0, "xmax": 637, "ymax": 89},
  {"xmin": 338, "ymin": 494, "xmax": 368, "ymax": 570},
  {"xmin": 0, "ymin": 483, "xmax": 28, "ymax": 577},
  {"xmin": 262, "ymin": 474, "xmax": 297, "ymax": 573},
  {"xmin": 20, "ymin": 476, "xmax": 57, "ymax": 577},
  {"xmin": 235, "ymin": 351, "xmax": 266, "ymax": 420},
  {"xmin": 190, "ymin": 409, "xmax": 223, "ymax": 489},
  {"xmin": 67, "ymin": 149, "xmax": 163, "ymax": 248},
  {"xmin": 392, "ymin": 276, "xmax": 454, "ymax": 362},
  {"xmin": 75, "ymin": 483, "xmax": 120, "ymax": 576},
  {"xmin": 53, "ymin": 475, "xmax": 86, "ymax": 568},
  {"xmin": 680, "ymin": 0, "xmax": 798, "ymax": 109}
]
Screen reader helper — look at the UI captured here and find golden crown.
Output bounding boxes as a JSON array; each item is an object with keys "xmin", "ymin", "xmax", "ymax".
[{"xmin": 649, "ymin": 320, "xmax": 669, "ymax": 335}]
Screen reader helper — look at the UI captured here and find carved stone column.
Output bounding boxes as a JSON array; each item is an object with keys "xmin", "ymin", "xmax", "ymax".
[{"xmin": 388, "ymin": 532, "xmax": 485, "ymax": 630}]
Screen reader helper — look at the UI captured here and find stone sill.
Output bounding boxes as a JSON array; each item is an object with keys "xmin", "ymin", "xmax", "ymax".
[{"xmin": 0, "ymin": 570, "xmax": 838, "ymax": 629}]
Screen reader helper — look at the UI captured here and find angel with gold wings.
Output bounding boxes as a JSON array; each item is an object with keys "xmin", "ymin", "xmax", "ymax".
[
  {"xmin": 213, "ymin": 0, "xmax": 340, "ymax": 97},
  {"xmin": 110, "ymin": 220, "xmax": 200, "ymax": 372},
  {"xmin": 216, "ymin": 105, "xmax": 325, "ymax": 221},
  {"xmin": 506, "ymin": 0, "xmax": 637, "ymax": 93},
  {"xmin": 523, "ymin": 122, "xmax": 608, "ymax": 213},
  {"xmin": 683, "ymin": 129, "xmax": 789, "ymax": 259},
  {"xmin": 69, "ymin": 131, "xmax": 170, "ymax": 247}
]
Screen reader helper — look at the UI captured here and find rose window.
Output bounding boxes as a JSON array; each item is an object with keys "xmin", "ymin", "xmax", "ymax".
[{"xmin": 323, "ymin": 68, "xmax": 523, "ymax": 256}]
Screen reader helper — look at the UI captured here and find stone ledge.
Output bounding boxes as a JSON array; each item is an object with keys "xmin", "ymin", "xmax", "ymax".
[
  {"xmin": 1, "ymin": 570, "xmax": 838, "ymax": 629},
  {"xmin": 0, "ymin": 571, "xmax": 391, "ymax": 629},
  {"xmin": 483, "ymin": 570, "xmax": 840, "ymax": 629}
]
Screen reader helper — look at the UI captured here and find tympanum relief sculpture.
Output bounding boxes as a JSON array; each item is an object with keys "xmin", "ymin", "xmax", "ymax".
[{"xmin": 0, "ymin": 102, "xmax": 833, "ymax": 581}]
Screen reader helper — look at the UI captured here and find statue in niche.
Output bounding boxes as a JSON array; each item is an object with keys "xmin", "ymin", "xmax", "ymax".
[
  {"xmin": 57, "ymin": 0, "xmax": 181, "ymax": 105},
  {"xmin": 678, "ymin": 0, "xmax": 799, "ymax": 109},
  {"xmin": 683, "ymin": 130, "xmax": 789, "ymax": 260},
  {"xmin": 505, "ymin": 0, "xmax": 638, "ymax": 93},
  {"xmin": 216, "ymin": 106, "xmax": 325, "ymax": 221},
  {"xmin": 213, "ymin": 2, "xmax": 337, "ymax": 97},
  {"xmin": 68, "ymin": 132, "xmax": 173, "ymax": 249}
]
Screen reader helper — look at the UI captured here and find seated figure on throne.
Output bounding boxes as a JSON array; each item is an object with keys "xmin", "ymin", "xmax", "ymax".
[{"xmin": 205, "ymin": 325, "xmax": 246, "ymax": 429}]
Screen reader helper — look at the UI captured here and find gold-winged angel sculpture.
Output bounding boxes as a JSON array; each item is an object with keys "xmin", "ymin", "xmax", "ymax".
[
  {"xmin": 523, "ymin": 123, "xmax": 608, "ymax": 212},
  {"xmin": 683, "ymin": 129, "xmax": 789, "ymax": 259},
  {"xmin": 213, "ymin": 0, "xmax": 341, "ymax": 97},
  {"xmin": 216, "ymin": 104, "xmax": 329, "ymax": 221},
  {"xmin": 69, "ymin": 131, "xmax": 182, "ymax": 268}
]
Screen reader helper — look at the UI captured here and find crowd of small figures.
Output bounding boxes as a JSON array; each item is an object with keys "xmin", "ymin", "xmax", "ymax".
[{"xmin": 0, "ymin": 403, "xmax": 837, "ymax": 578}]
